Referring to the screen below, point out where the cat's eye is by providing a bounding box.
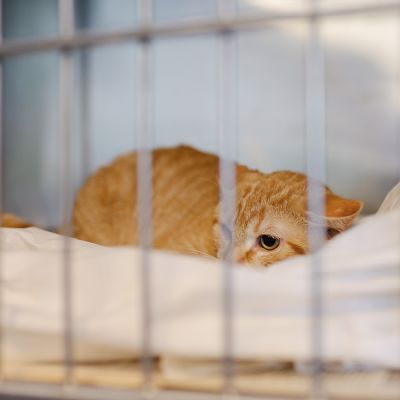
[258,234,280,251]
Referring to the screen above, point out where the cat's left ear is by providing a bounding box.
[324,194,363,231]
[307,193,363,233]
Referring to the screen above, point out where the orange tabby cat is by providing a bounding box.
[72,145,363,266]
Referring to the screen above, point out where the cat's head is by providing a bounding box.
[214,170,363,267]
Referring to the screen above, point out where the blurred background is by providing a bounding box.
[3,0,400,227]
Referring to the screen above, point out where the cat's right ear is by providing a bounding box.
[324,194,363,231]
[307,194,363,233]
[306,192,363,231]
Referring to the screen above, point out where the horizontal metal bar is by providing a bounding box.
[0,381,285,400]
[0,1,400,58]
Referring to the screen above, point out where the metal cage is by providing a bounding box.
[0,1,399,399]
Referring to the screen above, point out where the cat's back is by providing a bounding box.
[73,145,220,248]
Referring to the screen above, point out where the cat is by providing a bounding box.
[70,145,363,267]
[1,145,363,267]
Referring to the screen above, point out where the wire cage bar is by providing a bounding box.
[217,0,237,394]
[59,0,76,387]
[136,0,155,393]
[1,1,400,59]
[0,1,399,400]
[0,0,3,383]
[305,0,327,398]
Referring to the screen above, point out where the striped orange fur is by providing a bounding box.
[73,145,363,267]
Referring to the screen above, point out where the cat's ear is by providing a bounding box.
[324,194,363,231]
[307,193,363,233]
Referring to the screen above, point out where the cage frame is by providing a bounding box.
[0,1,399,399]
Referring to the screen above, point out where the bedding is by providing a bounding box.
[378,182,400,214]
[0,188,399,398]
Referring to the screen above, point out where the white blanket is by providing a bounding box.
[1,208,399,369]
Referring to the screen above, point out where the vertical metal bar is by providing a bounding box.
[0,0,4,383]
[59,0,75,387]
[305,0,326,398]
[398,9,400,398]
[77,1,91,182]
[137,0,154,392]
[79,50,91,180]
[218,0,237,395]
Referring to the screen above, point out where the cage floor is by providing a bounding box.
[0,359,399,400]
